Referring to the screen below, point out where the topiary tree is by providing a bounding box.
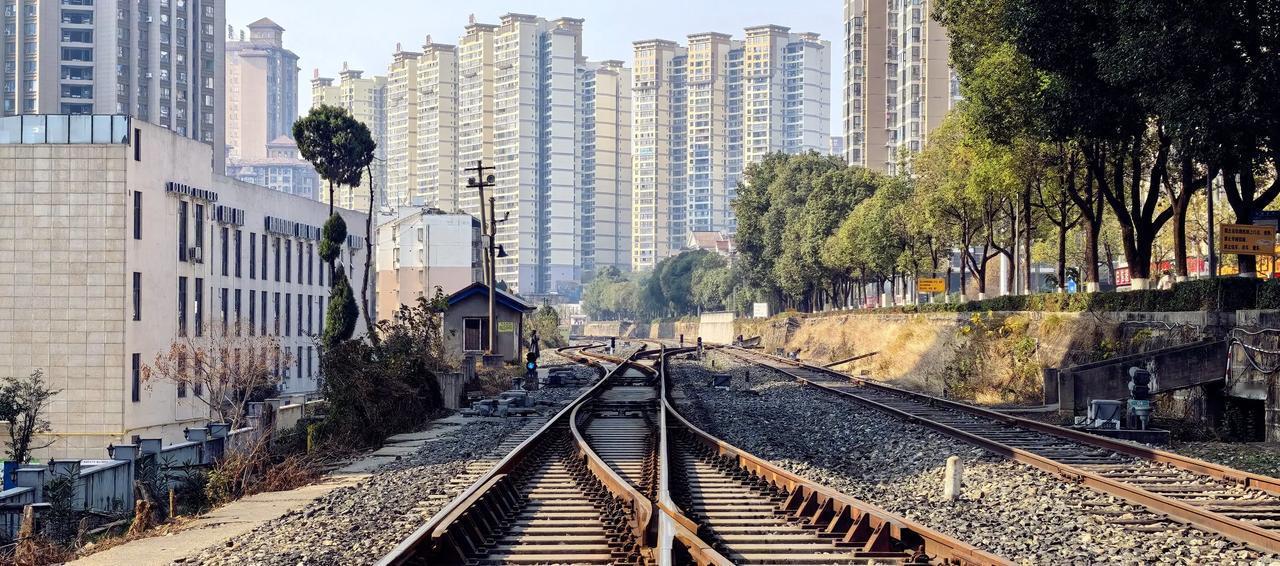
[323,269,360,347]
[318,214,347,265]
[293,105,376,217]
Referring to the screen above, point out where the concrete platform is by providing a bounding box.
[69,414,469,566]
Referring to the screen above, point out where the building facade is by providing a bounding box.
[631,26,829,270]
[415,39,458,212]
[843,0,957,173]
[580,60,632,278]
[225,135,319,199]
[385,46,419,209]
[374,207,481,322]
[310,64,387,211]
[0,116,369,458]
[0,0,226,172]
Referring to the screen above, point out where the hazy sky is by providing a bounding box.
[228,0,845,128]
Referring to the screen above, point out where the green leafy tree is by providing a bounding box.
[323,270,360,347]
[0,370,59,464]
[293,105,376,216]
[526,305,566,349]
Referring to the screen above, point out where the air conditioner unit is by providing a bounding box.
[145,72,153,79]
[145,16,153,23]
[188,247,202,263]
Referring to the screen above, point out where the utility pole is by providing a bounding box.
[466,161,497,356]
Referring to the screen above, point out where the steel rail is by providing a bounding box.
[662,347,1008,566]
[722,345,1280,555]
[376,344,650,565]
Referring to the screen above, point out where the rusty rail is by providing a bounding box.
[722,346,1280,555]
[661,347,1008,565]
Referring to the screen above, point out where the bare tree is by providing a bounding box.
[0,370,60,464]
[143,322,293,428]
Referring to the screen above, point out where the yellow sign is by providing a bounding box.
[497,321,515,333]
[918,278,946,293]
[1221,223,1277,255]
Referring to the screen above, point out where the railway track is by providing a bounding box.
[717,345,1280,555]
[379,341,1007,565]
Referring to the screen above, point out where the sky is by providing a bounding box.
[228,0,845,132]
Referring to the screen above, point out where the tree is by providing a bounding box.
[143,323,289,428]
[527,304,566,349]
[735,152,877,311]
[293,105,376,217]
[0,370,59,464]
[1035,145,1084,292]
[323,270,360,347]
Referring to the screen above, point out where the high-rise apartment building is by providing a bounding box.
[844,0,956,174]
[416,39,457,211]
[0,0,226,171]
[385,46,419,208]
[580,60,632,276]
[631,27,829,271]
[386,14,631,296]
[224,17,316,199]
[310,64,387,211]
[225,18,296,163]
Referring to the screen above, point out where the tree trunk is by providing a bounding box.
[1023,187,1034,293]
[1057,223,1068,292]
[361,165,378,345]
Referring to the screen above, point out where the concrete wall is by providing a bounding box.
[699,312,736,344]
[1055,340,1228,416]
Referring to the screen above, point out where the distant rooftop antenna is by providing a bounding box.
[469,13,476,25]
[227,24,234,39]
[425,34,432,46]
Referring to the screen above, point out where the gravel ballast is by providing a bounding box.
[188,359,600,566]
[671,354,1279,566]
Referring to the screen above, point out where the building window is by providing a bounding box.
[307,244,313,285]
[234,289,242,336]
[193,203,204,258]
[249,232,257,279]
[307,295,313,336]
[234,229,243,277]
[249,289,256,336]
[285,239,292,283]
[462,318,489,352]
[296,293,302,337]
[132,272,142,321]
[194,278,203,336]
[306,346,313,379]
[296,346,303,381]
[131,353,141,403]
[319,296,326,333]
[261,235,268,280]
[284,293,291,336]
[273,292,280,335]
[220,226,228,276]
[296,241,303,283]
[177,276,188,336]
[177,201,188,261]
[220,288,229,335]
[134,128,142,161]
[133,192,142,240]
[273,237,280,281]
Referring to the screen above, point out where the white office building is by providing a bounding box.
[0,116,369,458]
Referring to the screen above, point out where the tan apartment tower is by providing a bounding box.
[416,39,459,211]
[310,64,387,211]
[844,0,956,173]
[386,46,421,208]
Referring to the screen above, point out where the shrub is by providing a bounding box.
[322,270,359,346]
[318,213,347,264]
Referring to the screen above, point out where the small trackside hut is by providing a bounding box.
[443,282,536,364]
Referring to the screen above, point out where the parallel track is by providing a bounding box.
[380,342,1008,565]
[718,346,1280,555]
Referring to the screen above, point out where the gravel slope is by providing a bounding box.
[672,354,1279,566]
[187,361,599,566]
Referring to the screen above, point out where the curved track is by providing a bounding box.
[717,345,1280,555]
[379,342,1007,565]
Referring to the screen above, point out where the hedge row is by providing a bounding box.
[864,278,1280,314]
